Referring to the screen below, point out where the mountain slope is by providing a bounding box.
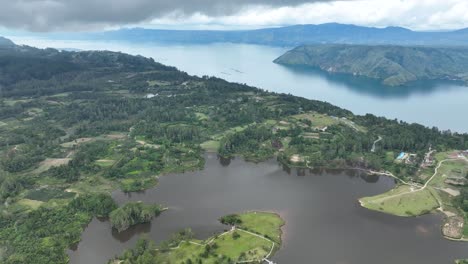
[0,36,15,47]
[0,37,172,89]
[77,23,468,46]
[274,44,468,86]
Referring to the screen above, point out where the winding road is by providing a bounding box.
[363,157,465,207]
[371,136,382,153]
[162,227,277,264]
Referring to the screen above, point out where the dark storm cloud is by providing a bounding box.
[0,0,339,31]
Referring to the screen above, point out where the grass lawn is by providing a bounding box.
[95,159,115,167]
[238,212,284,244]
[385,151,395,162]
[360,185,439,217]
[68,176,116,194]
[147,80,170,86]
[60,137,94,148]
[200,140,220,152]
[25,187,76,202]
[430,160,467,188]
[33,158,71,174]
[263,119,277,125]
[159,233,271,263]
[153,211,283,263]
[119,177,158,192]
[215,231,271,261]
[292,112,339,127]
[17,199,44,210]
[195,112,208,121]
[463,213,468,237]
[211,125,250,141]
[157,242,204,263]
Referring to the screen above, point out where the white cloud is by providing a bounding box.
[147,0,468,31]
[0,0,467,31]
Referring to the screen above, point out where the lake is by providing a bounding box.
[9,37,468,133]
[68,154,468,264]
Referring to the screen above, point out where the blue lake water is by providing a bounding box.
[10,37,468,132]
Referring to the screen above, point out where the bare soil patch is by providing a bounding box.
[443,216,464,239]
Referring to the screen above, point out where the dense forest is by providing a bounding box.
[274,44,468,86]
[110,202,163,232]
[0,38,467,263]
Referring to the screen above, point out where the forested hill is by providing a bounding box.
[274,44,468,86]
[0,39,175,94]
[70,23,468,46]
[0,37,467,264]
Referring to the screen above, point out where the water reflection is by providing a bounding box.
[217,155,233,167]
[360,174,380,183]
[111,222,152,243]
[279,65,466,99]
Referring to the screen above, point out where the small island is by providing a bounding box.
[274,44,468,86]
[110,211,284,263]
[110,202,164,232]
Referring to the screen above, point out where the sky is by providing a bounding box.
[0,0,468,32]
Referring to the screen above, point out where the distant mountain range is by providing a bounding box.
[0,36,15,47]
[79,23,468,46]
[274,44,468,86]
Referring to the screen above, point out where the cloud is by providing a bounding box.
[1,0,467,32]
[0,0,337,32]
[149,0,468,31]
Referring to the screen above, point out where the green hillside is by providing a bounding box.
[274,44,468,86]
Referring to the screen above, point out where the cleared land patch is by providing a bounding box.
[35,158,71,173]
[60,137,94,148]
[17,199,44,210]
[200,140,220,152]
[360,185,439,216]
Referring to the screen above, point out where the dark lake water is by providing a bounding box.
[68,154,468,264]
[9,38,468,132]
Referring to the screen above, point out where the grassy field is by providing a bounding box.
[292,112,339,127]
[360,185,440,216]
[238,211,285,244]
[157,232,271,263]
[95,159,115,167]
[25,187,76,202]
[361,151,468,218]
[200,124,253,152]
[151,211,283,263]
[215,231,272,261]
[200,140,220,152]
[292,112,366,132]
[17,199,44,210]
[33,158,71,173]
[68,175,116,194]
[60,137,94,148]
[119,177,158,192]
[431,159,467,187]
[195,112,208,121]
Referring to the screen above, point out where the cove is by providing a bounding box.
[68,154,468,264]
